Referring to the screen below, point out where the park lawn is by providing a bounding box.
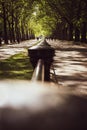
[0,52,33,80]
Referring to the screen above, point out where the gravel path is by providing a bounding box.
[0,39,37,60]
[47,40,87,93]
[0,40,87,129]
[0,39,87,93]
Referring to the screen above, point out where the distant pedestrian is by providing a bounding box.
[37,37,39,40]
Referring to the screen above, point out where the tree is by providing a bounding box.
[80,0,87,42]
[0,0,8,44]
[0,0,35,44]
[0,0,86,44]
[29,1,57,37]
[38,0,87,42]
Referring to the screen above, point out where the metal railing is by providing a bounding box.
[28,39,55,81]
[31,59,44,81]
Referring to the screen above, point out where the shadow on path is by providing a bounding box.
[48,40,87,90]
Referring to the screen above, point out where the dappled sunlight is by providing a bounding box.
[0,48,25,60]
[0,53,33,79]
[53,50,87,76]
[0,40,37,60]
[50,40,87,88]
[54,62,87,76]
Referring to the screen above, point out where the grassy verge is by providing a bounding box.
[0,52,33,80]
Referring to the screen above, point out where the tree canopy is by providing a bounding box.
[0,0,87,44]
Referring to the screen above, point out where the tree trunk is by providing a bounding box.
[26,30,29,40]
[62,27,68,40]
[12,11,15,43]
[0,38,2,45]
[81,22,86,42]
[75,27,80,42]
[15,17,20,43]
[68,23,73,41]
[2,2,8,44]
[21,24,25,41]
[17,28,21,43]
[8,21,12,43]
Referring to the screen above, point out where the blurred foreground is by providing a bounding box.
[0,80,87,130]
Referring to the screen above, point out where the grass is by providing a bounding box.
[0,52,33,80]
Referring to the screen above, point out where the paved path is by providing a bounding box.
[0,39,37,60]
[0,40,87,130]
[48,40,87,93]
[0,39,87,93]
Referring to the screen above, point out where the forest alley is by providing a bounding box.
[0,39,87,94]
